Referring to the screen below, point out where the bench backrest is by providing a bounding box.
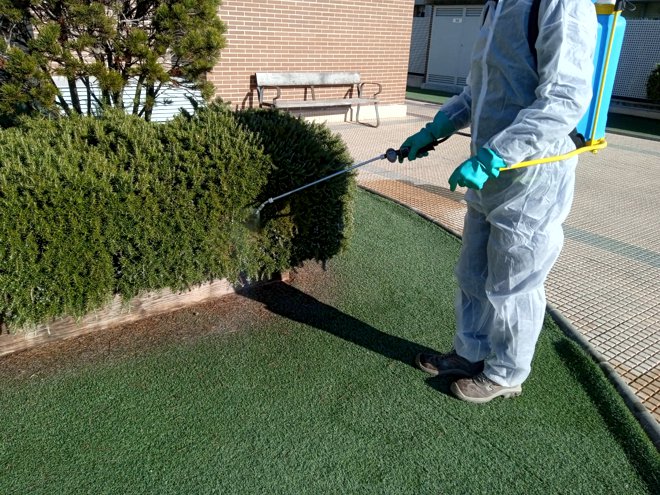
[256,72,361,87]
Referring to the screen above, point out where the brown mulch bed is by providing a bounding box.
[1,261,332,382]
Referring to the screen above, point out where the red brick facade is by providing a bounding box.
[209,0,414,114]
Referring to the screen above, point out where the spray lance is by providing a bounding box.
[246,139,447,230]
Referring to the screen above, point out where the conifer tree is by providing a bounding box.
[0,0,225,123]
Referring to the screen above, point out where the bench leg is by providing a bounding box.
[356,102,380,128]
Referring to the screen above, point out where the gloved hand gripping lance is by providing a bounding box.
[246,141,441,231]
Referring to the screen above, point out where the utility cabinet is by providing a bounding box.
[422,6,483,94]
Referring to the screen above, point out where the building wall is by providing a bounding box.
[209,0,414,117]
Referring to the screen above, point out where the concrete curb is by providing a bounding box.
[359,185,464,240]
[546,304,660,452]
[605,128,660,143]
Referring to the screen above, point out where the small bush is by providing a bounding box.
[648,64,660,103]
[0,105,355,330]
[235,108,356,266]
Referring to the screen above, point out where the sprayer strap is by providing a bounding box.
[487,0,540,63]
[528,0,542,67]
[569,128,586,149]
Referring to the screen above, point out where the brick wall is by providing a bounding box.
[209,0,414,112]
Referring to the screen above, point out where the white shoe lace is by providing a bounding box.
[474,373,494,391]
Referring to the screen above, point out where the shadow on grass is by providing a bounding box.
[238,281,442,371]
[422,375,456,397]
[554,339,660,493]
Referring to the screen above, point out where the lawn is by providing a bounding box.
[1,190,658,494]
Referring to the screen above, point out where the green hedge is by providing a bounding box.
[0,104,355,330]
[234,109,356,266]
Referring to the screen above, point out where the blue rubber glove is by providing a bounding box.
[448,148,504,192]
[399,111,455,163]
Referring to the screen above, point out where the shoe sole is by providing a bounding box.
[450,382,522,404]
[415,354,478,378]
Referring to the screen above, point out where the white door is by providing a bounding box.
[424,6,483,93]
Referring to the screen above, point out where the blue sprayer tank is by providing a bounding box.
[576,1,626,143]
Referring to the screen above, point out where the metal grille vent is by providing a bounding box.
[52,76,201,122]
[436,8,463,17]
[409,17,432,75]
[465,8,483,17]
[612,19,660,100]
[428,74,455,85]
[456,77,468,86]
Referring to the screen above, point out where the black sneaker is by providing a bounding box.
[415,350,484,378]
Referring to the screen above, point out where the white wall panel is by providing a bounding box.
[423,6,482,93]
[613,19,660,100]
[53,77,203,122]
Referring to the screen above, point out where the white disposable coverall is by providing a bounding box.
[438,0,597,386]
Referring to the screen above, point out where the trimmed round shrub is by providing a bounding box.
[0,105,356,330]
[647,64,660,103]
[0,116,121,326]
[234,108,356,266]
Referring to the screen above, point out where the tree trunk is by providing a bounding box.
[132,75,145,116]
[67,77,82,114]
[143,83,156,122]
[49,75,71,115]
[84,76,92,115]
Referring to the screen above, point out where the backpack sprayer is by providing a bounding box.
[504,0,627,170]
[426,0,626,171]
[247,0,626,229]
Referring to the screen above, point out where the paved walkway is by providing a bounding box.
[327,100,660,422]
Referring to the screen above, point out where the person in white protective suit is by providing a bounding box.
[399,0,598,403]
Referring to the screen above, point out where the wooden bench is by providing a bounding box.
[255,72,382,127]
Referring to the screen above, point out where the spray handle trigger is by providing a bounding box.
[389,140,440,162]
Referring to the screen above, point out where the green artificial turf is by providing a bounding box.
[1,190,659,494]
[605,112,660,139]
[406,86,453,105]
